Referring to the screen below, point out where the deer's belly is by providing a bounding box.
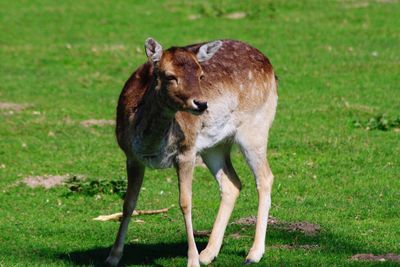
[136,152,175,169]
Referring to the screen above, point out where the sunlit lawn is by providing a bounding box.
[0,1,399,266]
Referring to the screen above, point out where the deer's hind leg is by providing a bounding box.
[236,120,274,264]
[199,144,242,265]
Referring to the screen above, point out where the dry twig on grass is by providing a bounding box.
[93,208,170,221]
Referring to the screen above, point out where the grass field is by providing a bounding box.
[1,0,399,266]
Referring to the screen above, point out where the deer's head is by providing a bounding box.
[145,38,222,115]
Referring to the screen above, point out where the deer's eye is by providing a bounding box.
[165,75,177,82]
[200,74,205,80]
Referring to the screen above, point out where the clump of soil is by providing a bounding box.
[80,119,115,127]
[22,174,84,189]
[287,222,321,235]
[0,102,31,112]
[231,215,257,225]
[351,253,400,262]
[232,216,321,236]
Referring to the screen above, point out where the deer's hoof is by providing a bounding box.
[244,259,255,265]
[199,248,217,265]
[187,258,200,267]
[244,247,264,265]
[105,255,120,267]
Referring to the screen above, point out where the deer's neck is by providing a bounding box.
[132,82,181,165]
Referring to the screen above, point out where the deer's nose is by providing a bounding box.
[193,100,208,112]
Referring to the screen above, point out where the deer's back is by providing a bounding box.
[188,40,276,108]
[188,40,278,151]
[116,62,153,152]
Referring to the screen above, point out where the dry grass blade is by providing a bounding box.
[93,212,123,221]
[80,119,115,127]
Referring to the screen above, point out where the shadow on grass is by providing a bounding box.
[57,225,377,266]
[58,241,207,267]
[228,223,373,261]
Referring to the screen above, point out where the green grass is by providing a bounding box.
[1,0,399,266]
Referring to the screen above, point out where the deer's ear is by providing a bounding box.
[197,40,222,62]
[145,38,163,63]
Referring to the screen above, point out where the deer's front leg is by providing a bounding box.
[176,154,200,267]
[106,159,144,266]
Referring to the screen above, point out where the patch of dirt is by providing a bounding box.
[224,12,247,19]
[268,217,280,225]
[343,2,369,8]
[287,222,321,235]
[231,216,280,226]
[342,0,397,9]
[232,215,257,225]
[232,216,320,236]
[343,101,375,113]
[22,174,84,189]
[351,253,400,262]
[80,119,115,127]
[187,14,200,20]
[229,232,242,239]
[0,102,31,112]
[273,244,319,250]
[376,0,397,3]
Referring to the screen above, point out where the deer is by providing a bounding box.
[105,38,278,267]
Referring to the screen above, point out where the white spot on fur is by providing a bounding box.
[248,71,253,80]
[215,169,224,184]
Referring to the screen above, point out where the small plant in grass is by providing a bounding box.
[64,176,127,198]
[353,114,400,131]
